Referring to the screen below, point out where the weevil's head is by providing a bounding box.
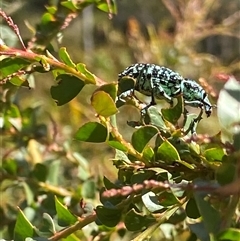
[182,79,213,117]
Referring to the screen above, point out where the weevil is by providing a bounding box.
[117,63,214,132]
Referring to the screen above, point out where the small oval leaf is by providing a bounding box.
[75,122,108,143]
[14,208,34,241]
[157,139,180,164]
[96,206,122,227]
[124,209,154,231]
[58,47,76,68]
[131,126,158,153]
[91,91,118,117]
[76,63,95,83]
[55,196,78,226]
[50,74,85,105]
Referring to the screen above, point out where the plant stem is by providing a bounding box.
[48,213,97,241]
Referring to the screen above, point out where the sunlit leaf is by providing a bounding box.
[55,196,78,226]
[147,106,168,130]
[58,47,76,68]
[14,208,34,241]
[76,63,95,84]
[204,148,225,162]
[61,1,79,11]
[157,139,180,164]
[107,133,128,152]
[96,1,117,14]
[217,228,240,240]
[96,83,118,102]
[91,91,118,117]
[131,126,158,153]
[142,191,164,212]
[157,139,194,169]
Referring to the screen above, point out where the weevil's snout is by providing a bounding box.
[205,107,212,117]
[204,101,213,117]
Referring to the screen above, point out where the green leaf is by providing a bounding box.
[161,96,183,124]
[142,146,155,163]
[131,170,156,184]
[31,163,48,182]
[91,91,118,117]
[41,213,56,235]
[157,139,180,164]
[14,208,34,241]
[147,106,168,130]
[55,196,78,226]
[204,148,225,162]
[47,160,61,185]
[45,6,57,14]
[124,209,154,231]
[75,122,108,142]
[216,162,236,185]
[107,133,128,151]
[157,191,180,207]
[76,63,95,84]
[41,12,55,24]
[58,47,76,68]
[186,198,200,219]
[194,189,221,235]
[96,1,117,14]
[103,176,118,190]
[114,149,131,163]
[50,74,85,105]
[157,139,194,169]
[0,58,30,77]
[21,182,34,206]
[96,206,122,227]
[81,179,95,199]
[131,126,158,153]
[1,58,30,86]
[61,1,79,11]
[2,159,17,175]
[218,228,240,240]
[96,83,118,102]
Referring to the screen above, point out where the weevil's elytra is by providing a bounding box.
[118,63,213,118]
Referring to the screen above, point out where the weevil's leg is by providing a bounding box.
[153,84,174,106]
[117,89,136,103]
[183,107,204,135]
[184,100,203,108]
[182,108,189,128]
[139,77,157,116]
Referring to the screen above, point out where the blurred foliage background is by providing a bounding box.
[0,0,240,240]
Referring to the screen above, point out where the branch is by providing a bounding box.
[0,44,105,86]
[0,8,27,50]
[49,213,97,241]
